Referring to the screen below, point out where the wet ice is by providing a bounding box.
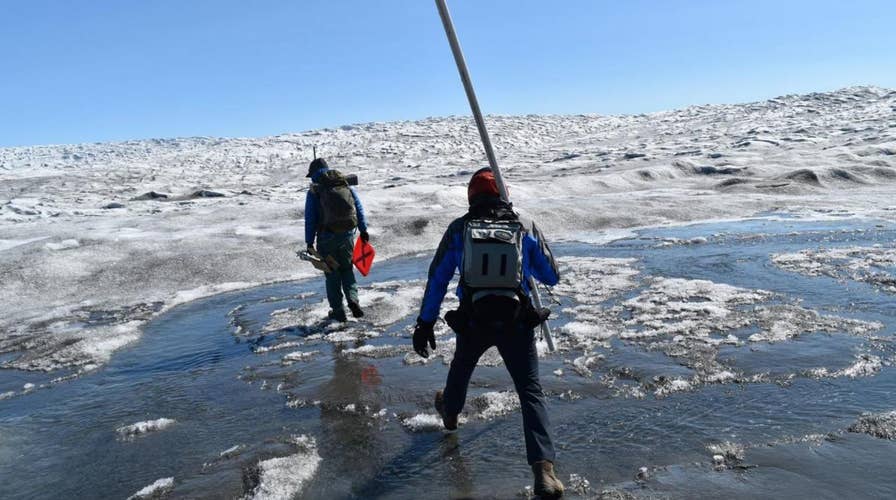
[773,244,896,293]
[3,86,895,375]
[243,435,321,500]
[2,88,896,497]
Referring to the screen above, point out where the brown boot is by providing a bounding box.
[532,460,564,499]
[434,390,458,431]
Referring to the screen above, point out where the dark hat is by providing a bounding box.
[306,158,329,178]
[467,167,501,204]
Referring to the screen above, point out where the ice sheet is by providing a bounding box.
[2,86,894,374]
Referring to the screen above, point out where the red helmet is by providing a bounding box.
[467,167,501,203]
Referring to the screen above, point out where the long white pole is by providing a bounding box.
[435,0,556,351]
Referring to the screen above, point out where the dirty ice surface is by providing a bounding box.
[1,218,895,499]
[2,86,896,379]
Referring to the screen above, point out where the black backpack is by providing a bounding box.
[314,170,358,232]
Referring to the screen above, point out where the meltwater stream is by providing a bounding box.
[1,218,895,499]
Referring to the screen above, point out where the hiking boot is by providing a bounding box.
[434,390,458,431]
[347,300,364,318]
[532,460,564,499]
[327,309,347,322]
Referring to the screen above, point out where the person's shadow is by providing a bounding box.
[315,344,387,495]
[440,432,475,499]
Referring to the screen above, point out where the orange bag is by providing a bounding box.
[352,236,375,276]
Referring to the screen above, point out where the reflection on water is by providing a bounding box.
[1,218,894,499]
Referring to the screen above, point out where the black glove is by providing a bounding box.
[413,317,436,358]
[360,230,370,243]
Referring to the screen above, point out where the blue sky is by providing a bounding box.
[2,0,894,147]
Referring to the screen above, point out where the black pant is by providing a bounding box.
[442,325,556,465]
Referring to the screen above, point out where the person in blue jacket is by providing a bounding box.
[305,158,369,322]
[413,167,564,498]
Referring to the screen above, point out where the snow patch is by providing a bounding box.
[127,477,174,499]
[45,239,80,251]
[401,413,445,432]
[244,435,321,500]
[623,278,770,340]
[255,341,303,354]
[469,391,520,420]
[341,344,409,358]
[552,257,640,349]
[5,320,144,373]
[654,378,693,397]
[169,282,258,309]
[117,418,176,439]
[773,245,896,293]
[220,444,246,458]
[0,236,49,252]
[281,350,319,364]
[808,354,882,379]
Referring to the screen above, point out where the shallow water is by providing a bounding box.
[1,218,895,499]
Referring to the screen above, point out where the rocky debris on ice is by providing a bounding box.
[131,191,169,201]
[567,473,592,495]
[191,190,225,198]
[597,375,647,399]
[567,354,604,377]
[848,410,896,440]
[653,377,694,397]
[469,391,520,420]
[707,441,746,470]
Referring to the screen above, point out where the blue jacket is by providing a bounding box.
[419,201,560,323]
[305,167,368,246]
